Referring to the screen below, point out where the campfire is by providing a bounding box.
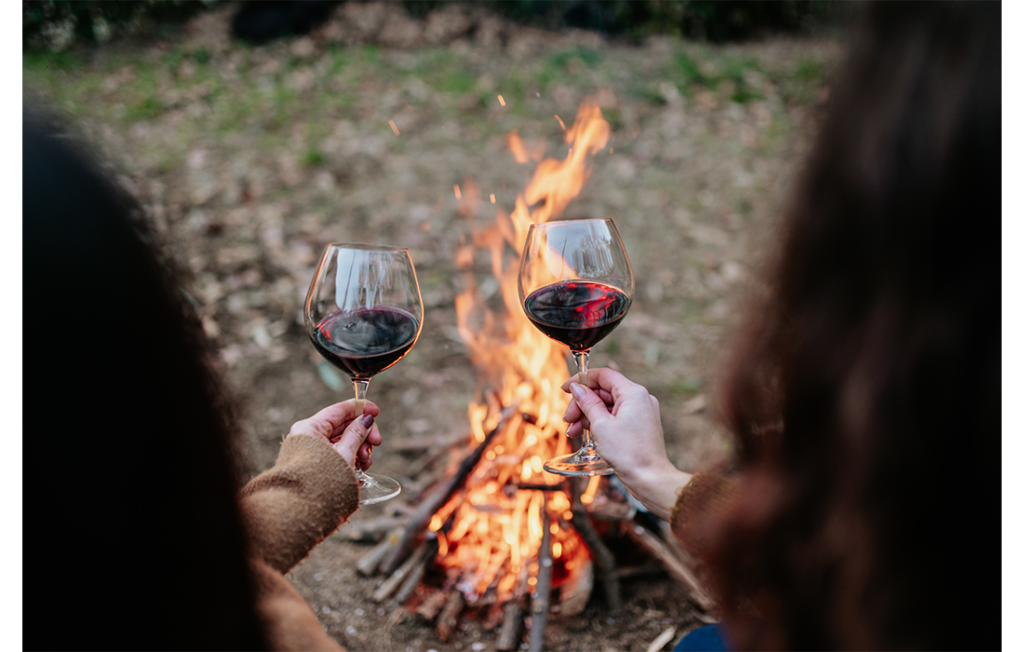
[351,98,712,650]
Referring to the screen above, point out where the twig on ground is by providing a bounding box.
[622,519,714,611]
[528,497,552,652]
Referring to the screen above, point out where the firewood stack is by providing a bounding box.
[345,402,715,650]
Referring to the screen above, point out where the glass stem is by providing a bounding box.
[352,378,371,482]
[572,350,597,456]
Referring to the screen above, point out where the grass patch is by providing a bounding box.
[549,45,603,70]
[127,96,163,121]
[673,51,715,91]
[603,108,625,130]
[668,378,702,397]
[438,68,475,95]
[302,147,324,167]
[671,51,765,103]
[23,49,82,74]
[781,56,826,105]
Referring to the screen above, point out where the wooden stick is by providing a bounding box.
[615,563,669,581]
[498,565,530,651]
[622,520,715,611]
[497,600,524,650]
[395,537,439,604]
[372,541,430,603]
[570,477,622,613]
[334,516,409,543]
[415,588,448,622]
[528,498,553,652]
[436,590,465,643]
[356,526,405,576]
[380,402,519,574]
[403,434,481,495]
[389,431,469,452]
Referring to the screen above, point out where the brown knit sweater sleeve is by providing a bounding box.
[669,471,739,561]
[239,435,360,574]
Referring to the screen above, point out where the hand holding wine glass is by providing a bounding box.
[286,399,383,469]
[518,218,634,476]
[305,243,424,504]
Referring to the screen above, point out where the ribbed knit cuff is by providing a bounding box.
[669,471,739,561]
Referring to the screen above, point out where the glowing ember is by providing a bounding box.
[440,97,611,602]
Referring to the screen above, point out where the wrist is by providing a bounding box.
[619,463,692,521]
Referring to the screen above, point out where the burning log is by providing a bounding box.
[570,477,622,613]
[558,554,594,617]
[622,520,715,611]
[381,403,519,575]
[527,499,553,652]
[436,590,466,643]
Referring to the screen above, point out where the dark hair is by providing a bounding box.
[711,2,1000,649]
[23,111,270,650]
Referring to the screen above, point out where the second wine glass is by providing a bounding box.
[305,243,424,504]
[518,218,634,476]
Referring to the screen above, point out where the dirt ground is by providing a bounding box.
[24,5,839,650]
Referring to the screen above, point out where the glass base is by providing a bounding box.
[357,472,401,505]
[543,450,615,477]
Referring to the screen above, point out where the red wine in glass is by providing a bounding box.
[523,281,629,352]
[305,243,424,505]
[312,306,420,379]
[518,218,634,477]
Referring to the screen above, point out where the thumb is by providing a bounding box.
[332,413,375,466]
[569,382,612,429]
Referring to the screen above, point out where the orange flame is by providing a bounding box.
[440,98,611,603]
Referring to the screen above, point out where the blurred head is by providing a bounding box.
[23,110,269,650]
[711,2,999,649]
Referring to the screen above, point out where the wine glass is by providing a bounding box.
[305,243,424,504]
[518,219,634,476]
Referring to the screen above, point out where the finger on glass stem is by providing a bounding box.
[366,424,383,447]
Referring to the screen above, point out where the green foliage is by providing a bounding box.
[459,1,840,42]
[24,0,840,58]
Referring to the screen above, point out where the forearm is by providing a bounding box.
[239,435,360,573]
